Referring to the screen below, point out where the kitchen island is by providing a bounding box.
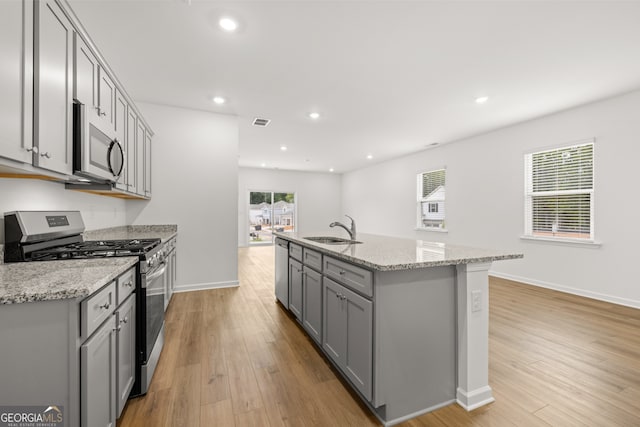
[274,231,522,426]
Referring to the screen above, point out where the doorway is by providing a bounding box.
[248,191,296,245]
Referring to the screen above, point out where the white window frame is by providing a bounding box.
[416,168,447,232]
[523,140,596,245]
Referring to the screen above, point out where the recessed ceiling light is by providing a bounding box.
[280,146,288,151]
[219,17,238,32]
[212,96,226,105]
[260,162,266,167]
[366,154,373,160]
[475,96,489,104]
[329,168,334,172]
[309,112,320,120]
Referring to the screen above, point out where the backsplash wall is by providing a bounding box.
[0,178,127,245]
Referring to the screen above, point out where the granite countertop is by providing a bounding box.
[0,257,138,304]
[83,224,177,243]
[274,231,523,271]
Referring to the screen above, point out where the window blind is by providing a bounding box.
[525,142,594,240]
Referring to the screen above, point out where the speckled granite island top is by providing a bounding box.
[274,231,523,271]
[0,257,138,304]
[83,224,177,242]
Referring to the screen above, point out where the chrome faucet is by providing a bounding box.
[330,215,356,240]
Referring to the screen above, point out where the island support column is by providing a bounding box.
[455,262,494,410]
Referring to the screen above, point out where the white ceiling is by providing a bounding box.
[68,0,640,174]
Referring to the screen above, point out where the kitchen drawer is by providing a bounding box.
[81,281,117,338]
[324,256,373,298]
[289,243,303,261]
[302,247,322,271]
[116,267,136,306]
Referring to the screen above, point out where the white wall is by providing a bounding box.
[343,90,640,308]
[129,103,239,290]
[0,178,127,243]
[238,168,342,247]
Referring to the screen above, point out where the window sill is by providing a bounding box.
[520,235,602,248]
[416,227,448,233]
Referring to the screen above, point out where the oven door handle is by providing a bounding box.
[145,263,167,283]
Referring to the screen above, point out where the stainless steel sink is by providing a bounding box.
[304,236,362,245]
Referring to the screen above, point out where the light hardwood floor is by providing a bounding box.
[117,246,640,426]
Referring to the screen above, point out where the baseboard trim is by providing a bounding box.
[456,386,495,411]
[173,280,239,293]
[490,271,640,309]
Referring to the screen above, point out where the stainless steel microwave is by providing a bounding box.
[72,100,124,183]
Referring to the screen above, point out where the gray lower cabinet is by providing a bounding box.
[288,258,303,321]
[81,267,137,426]
[81,314,117,427]
[116,293,136,417]
[323,276,373,402]
[302,266,322,344]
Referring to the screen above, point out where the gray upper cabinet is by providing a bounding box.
[0,0,34,164]
[136,121,145,196]
[126,107,138,194]
[144,131,152,197]
[114,89,128,191]
[34,0,73,175]
[73,32,98,112]
[323,276,373,402]
[98,68,115,130]
[302,266,322,345]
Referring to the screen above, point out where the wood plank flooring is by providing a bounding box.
[117,246,640,426]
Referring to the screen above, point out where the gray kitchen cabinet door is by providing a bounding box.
[126,108,138,194]
[73,33,98,112]
[98,68,115,130]
[0,0,33,164]
[323,277,372,401]
[288,258,303,322]
[144,131,152,197]
[322,277,347,364]
[302,266,322,345]
[34,0,73,175]
[135,121,145,196]
[114,90,128,191]
[116,293,136,418]
[81,314,117,427]
[342,284,373,401]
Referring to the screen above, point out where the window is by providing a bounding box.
[417,169,446,230]
[524,141,594,241]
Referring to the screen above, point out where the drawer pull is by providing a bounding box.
[113,325,122,332]
[120,316,128,324]
[124,281,134,287]
[339,270,346,275]
[99,302,111,310]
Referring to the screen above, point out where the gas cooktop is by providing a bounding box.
[29,238,162,261]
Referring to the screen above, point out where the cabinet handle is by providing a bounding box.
[120,316,128,324]
[99,302,110,310]
[339,270,346,276]
[40,152,51,159]
[26,146,39,154]
[113,325,122,332]
[124,281,133,287]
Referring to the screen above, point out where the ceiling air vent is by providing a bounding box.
[252,117,271,127]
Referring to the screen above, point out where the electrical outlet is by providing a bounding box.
[472,290,482,312]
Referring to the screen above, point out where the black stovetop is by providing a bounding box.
[29,238,161,261]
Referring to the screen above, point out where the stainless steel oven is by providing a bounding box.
[72,100,124,183]
[135,249,167,395]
